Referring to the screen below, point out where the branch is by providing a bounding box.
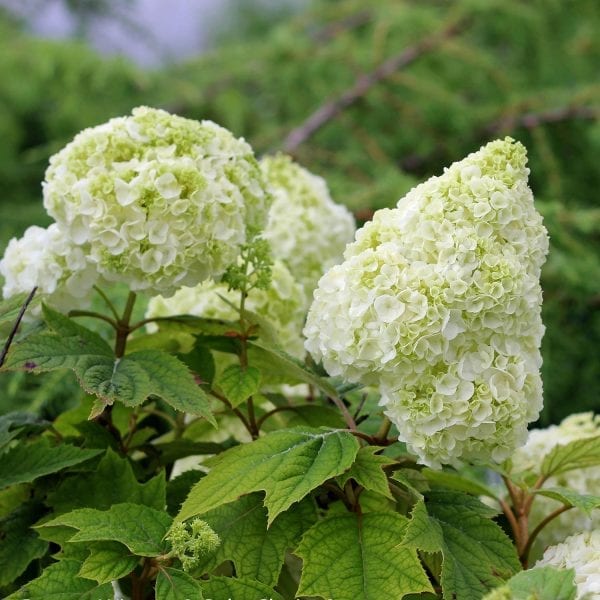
[282,18,466,153]
[0,287,37,368]
[486,105,598,135]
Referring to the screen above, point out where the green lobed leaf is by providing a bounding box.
[3,306,214,423]
[155,567,204,600]
[215,363,261,407]
[260,403,346,429]
[38,502,172,556]
[201,576,284,600]
[177,427,359,525]
[501,565,577,600]
[6,558,114,600]
[337,446,395,499]
[78,541,139,584]
[422,467,498,499]
[0,503,48,587]
[535,486,600,516]
[403,492,520,600]
[47,448,165,513]
[541,435,600,477]
[167,471,205,516]
[192,493,316,586]
[248,339,339,397]
[0,438,102,491]
[295,512,433,600]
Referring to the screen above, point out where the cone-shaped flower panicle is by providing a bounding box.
[260,154,356,299]
[42,106,271,295]
[0,223,99,314]
[304,138,549,468]
[536,531,600,599]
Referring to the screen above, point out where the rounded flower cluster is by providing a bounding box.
[304,138,549,468]
[166,518,220,572]
[260,154,356,297]
[42,106,270,296]
[146,260,307,358]
[511,413,600,549]
[536,531,600,599]
[0,223,98,314]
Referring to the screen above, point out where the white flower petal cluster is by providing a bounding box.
[260,154,355,297]
[536,531,600,599]
[0,223,98,314]
[304,138,549,468]
[146,260,307,358]
[512,413,600,548]
[42,106,270,296]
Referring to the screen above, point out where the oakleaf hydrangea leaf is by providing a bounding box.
[155,567,204,600]
[541,435,600,477]
[6,559,114,600]
[3,306,214,423]
[482,566,577,600]
[337,446,395,499]
[535,487,600,517]
[0,437,101,490]
[177,427,359,525]
[39,502,172,556]
[78,541,139,584]
[201,575,284,600]
[403,492,520,599]
[193,493,316,586]
[215,364,261,407]
[295,512,433,599]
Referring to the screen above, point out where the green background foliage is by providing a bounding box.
[0,1,598,420]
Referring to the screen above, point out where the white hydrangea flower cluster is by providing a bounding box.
[512,413,600,548]
[42,106,270,296]
[0,224,98,314]
[536,531,600,599]
[260,154,356,298]
[304,138,549,468]
[146,260,307,358]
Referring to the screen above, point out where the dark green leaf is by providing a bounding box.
[39,503,172,556]
[0,438,101,491]
[215,363,261,407]
[403,492,520,600]
[167,471,205,516]
[155,567,204,600]
[78,541,139,584]
[177,427,359,525]
[193,493,316,586]
[0,503,48,586]
[295,512,433,599]
[201,576,283,600]
[6,559,113,599]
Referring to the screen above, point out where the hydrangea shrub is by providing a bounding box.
[0,110,597,600]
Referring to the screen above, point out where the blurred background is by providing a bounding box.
[0,0,598,425]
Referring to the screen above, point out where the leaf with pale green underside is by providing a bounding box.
[499,566,577,600]
[0,504,48,586]
[422,467,498,499]
[0,438,101,490]
[78,541,139,584]
[535,486,600,516]
[193,493,316,586]
[201,576,283,600]
[38,502,171,556]
[337,446,394,499]
[403,492,520,600]
[295,512,433,600]
[248,339,338,396]
[177,427,359,525]
[215,363,261,407]
[155,568,204,600]
[47,448,165,513]
[6,559,113,600]
[3,305,215,423]
[541,435,600,477]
